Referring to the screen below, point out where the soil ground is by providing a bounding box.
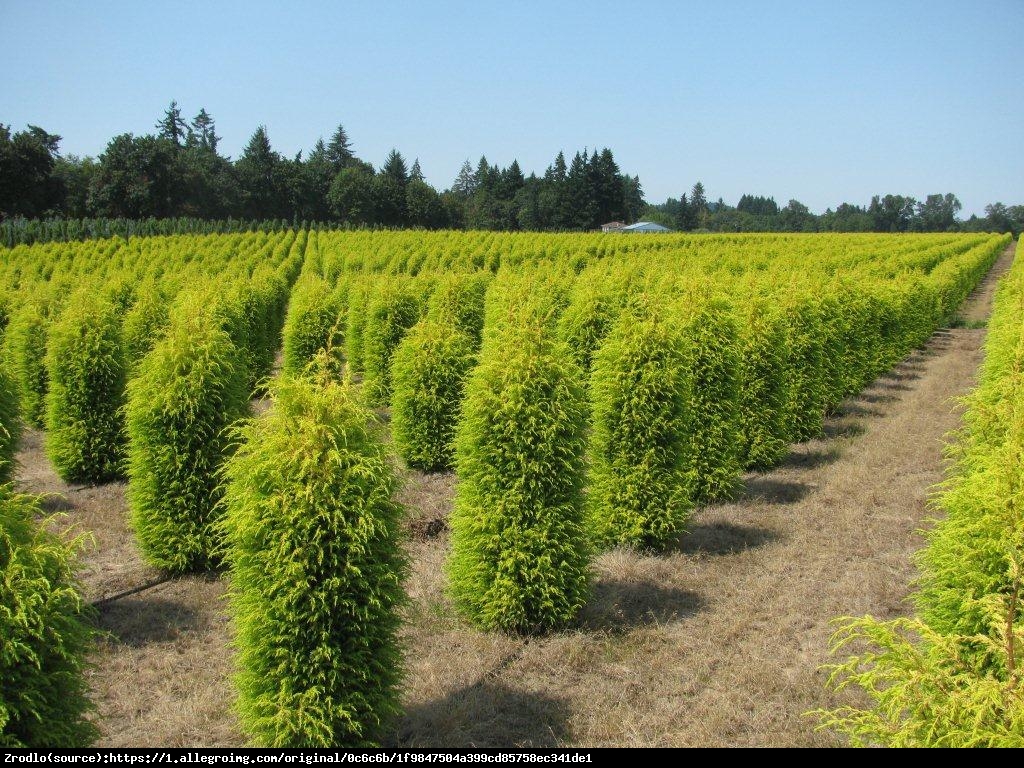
[13,244,1015,747]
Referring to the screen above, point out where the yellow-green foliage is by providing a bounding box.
[282,276,345,378]
[912,279,1024,647]
[737,298,792,470]
[390,318,475,471]
[0,291,10,337]
[784,296,827,441]
[426,272,490,348]
[126,314,249,573]
[222,375,405,747]
[45,295,127,483]
[0,366,20,484]
[557,276,625,374]
[680,295,743,502]
[344,281,369,372]
[4,304,49,428]
[817,244,1023,747]
[447,312,590,633]
[588,303,692,549]
[362,279,423,406]
[0,485,97,747]
[121,287,169,371]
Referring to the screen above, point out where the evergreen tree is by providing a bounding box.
[409,158,423,182]
[623,174,644,223]
[326,124,354,169]
[676,192,695,231]
[690,181,709,228]
[188,108,219,153]
[565,151,597,230]
[236,126,284,219]
[381,149,408,186]
[453,159,476,197]
[155,101,187,147]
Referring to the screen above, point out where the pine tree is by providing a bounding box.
[156,101,187,146]
[381,149,408,186]
[409,158,423,182]
[189,108,219,152]
[690,181,709,228]
[453,160,476,197]
[676,192,694,231]
[326,124,354,169]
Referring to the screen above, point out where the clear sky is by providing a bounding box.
[2,0,1022,216]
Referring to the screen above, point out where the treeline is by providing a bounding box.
[646,183,1023,236]
[4,104,1019,238]
[0,102,644,233]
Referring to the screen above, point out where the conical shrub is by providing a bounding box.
[737,298,792,470]
[783,294,827,441]
[121,287,169,372]
[362,280,422,406]
[588,303,692,549]
[222,373,405,747]
[45,295,127,483]
[282,276,344,378]
[126,313,249,572]
[0,365,21,484]
[447,311,590,633]
[4,304,49,428]
[426,272,490,348]
[0,485,97,747]
[390,318,475,471]
[680,295,742,502]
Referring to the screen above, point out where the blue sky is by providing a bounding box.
[2,0,1022,216]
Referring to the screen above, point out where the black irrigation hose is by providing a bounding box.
[91,576,172,609]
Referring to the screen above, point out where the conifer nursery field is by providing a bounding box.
[0,229,1018,747]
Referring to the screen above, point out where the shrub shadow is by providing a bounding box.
[579,580,705,633]
[822,419,866,439]
[674,522,781,556]
[778,447,841,470]
[98,596,202,647]
[739,477,812,504]
[392,681,571,748]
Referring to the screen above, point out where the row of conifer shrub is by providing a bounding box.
[0,230,1011,747]
[816,241,1023,747]
[0,354,96,747]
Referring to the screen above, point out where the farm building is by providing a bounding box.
[600,221,625,232]
[622,221,673,233]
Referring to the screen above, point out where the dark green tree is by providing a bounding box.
[235,126,285,219]
[381,149,408,186]
[88,134,182,218]
[326,124,354,169]
[328,166,376,224]
[0,124,64,217]
[690,181,709,228]
[155,101,188,146]
[187,108,219,152]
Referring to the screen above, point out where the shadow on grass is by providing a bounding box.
[674,521,781,556]
[822,419,866,440]
[98,595,202,647]
[858,391,900,405]
[579,580,705,633]
[392,681,571,748]
[38,494,75,513]
[739,477,812,504]
[778,446,842,470]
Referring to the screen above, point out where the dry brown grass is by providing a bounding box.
[12,245,1014,747]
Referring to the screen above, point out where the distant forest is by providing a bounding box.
[1,102,1020,236]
